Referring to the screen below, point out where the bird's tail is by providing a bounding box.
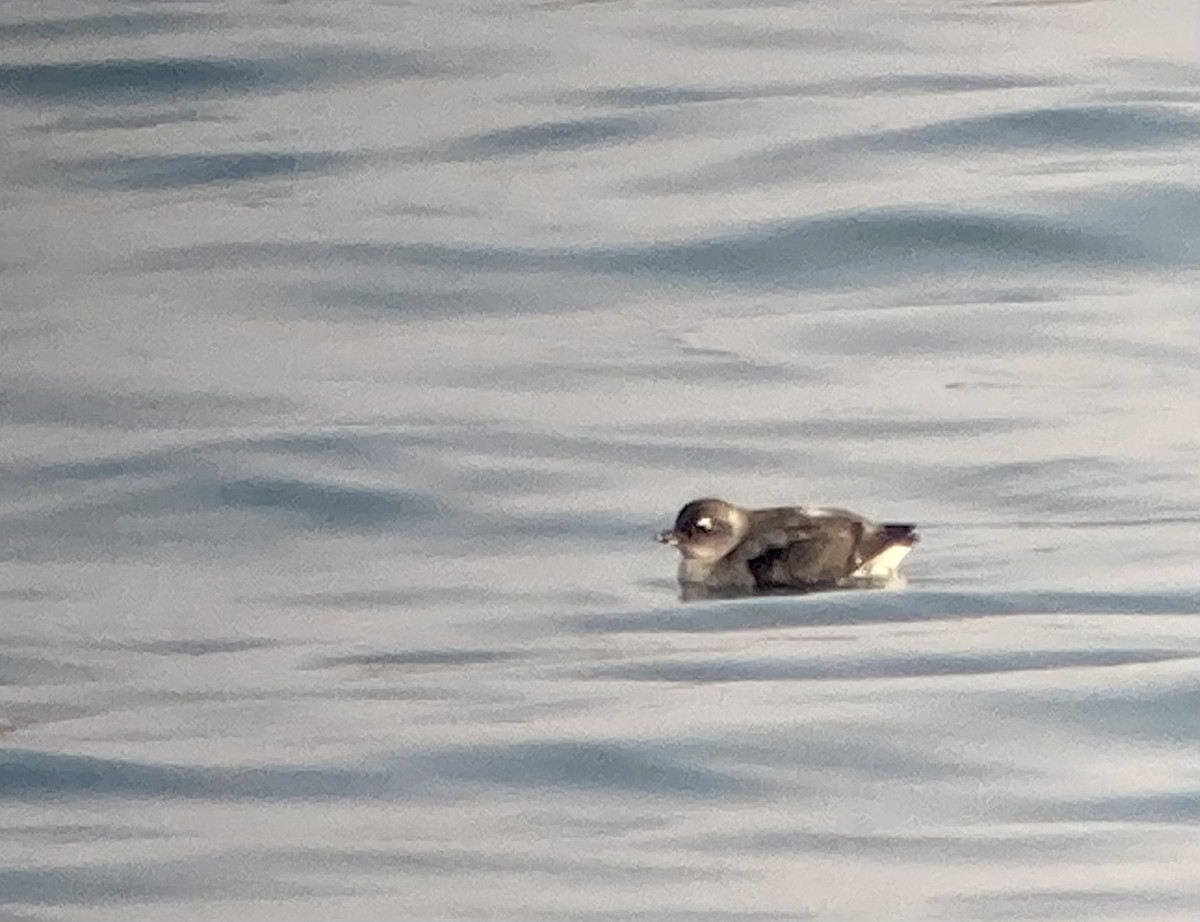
[851,524,919,579]
[880,523,919,546]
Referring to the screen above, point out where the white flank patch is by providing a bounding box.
[851,544,912,578]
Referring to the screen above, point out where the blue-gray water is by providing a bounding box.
[2,0,1199,919]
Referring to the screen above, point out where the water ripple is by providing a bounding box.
[941,887,1200,920]
[313,649,525,669]
[134,204,1158,290]
[579,590,1200,633]
[0,741,759,800]
[52,151,347,190]
[427,116,659,160]
[0,48,497,103]
[589,649,1198,684]
[564,73,1059,109]
[641,105,1200,190]
[216,478,442,527]
[0,11,219,43]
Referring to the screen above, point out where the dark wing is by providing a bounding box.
[731,507,863,590]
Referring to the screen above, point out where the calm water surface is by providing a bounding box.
[1,0,1199,919]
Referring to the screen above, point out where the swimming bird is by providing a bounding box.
[657,498,917,596]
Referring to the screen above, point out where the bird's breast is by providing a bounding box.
[678,557,716,584]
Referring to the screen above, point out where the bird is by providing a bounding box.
[656,497,917,597]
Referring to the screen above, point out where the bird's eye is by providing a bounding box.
[695,516,714,532]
